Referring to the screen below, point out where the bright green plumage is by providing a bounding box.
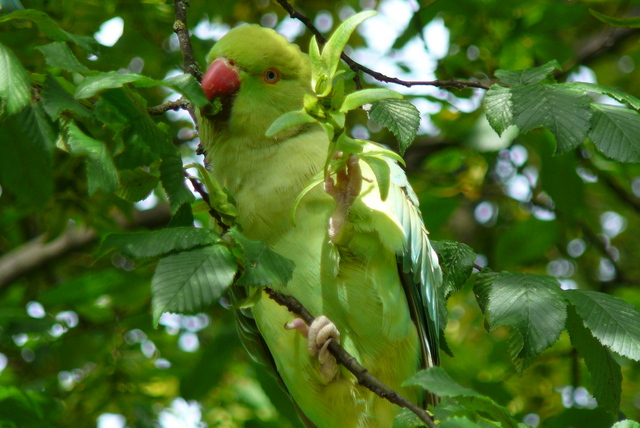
[198,24,442,428]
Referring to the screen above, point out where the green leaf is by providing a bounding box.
[101,226,221,259]
[162,73,209,108]
[369,98,421,155]
[566,305,621,415]
[314,10,377,95]
[405,367,518,428]
[474,271,567,358]
[36,41,90,73]
[65,121,119,195]
[588,103,640,162]
[495,60,561,85]
[565,289,640,361]
[361,154,391,201]
[590,9,640,28]
[229,228,295,288]
[0,42,31,115]
[75,72,155,99]
[440,417,483,428]
[40,75,91,119]
[339,88,402,113]
[511,83,592,152]
[265,110,316,137]
[571,82,640,111]
[0,9,99,53]
[160,152,195,213]
[151,245,238,325]
[483,85,513,135]
[115,168,160,202]
[0,103,54,208]
[431,240,476,297]
[544,408,615,428]
[392,408,423,428]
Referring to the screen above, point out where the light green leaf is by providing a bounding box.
[474,271,567,358]
[0,9,99,53]
[36,41,90,73]
[590,9,640,28]
[115,168,160,202]
[392,408,423,428]
[440,417,483,428]
[511,83,592,152]
[0,42,31,115]
[588,103,640,162]
[612,421,640,428]
[483,85,513,135]
[361,154,391,201]
[229,228,295,288]
[495,60,561,85]
[266,110,316,137]
[160,152,196,213]
[101,226,221,259]
[151,245,238,326]
[369,98,420,155]
[339,88,402,113]
[41,75,91,119]
[65,121,119,194]
[431,240,476,298]
[571,82,640,111]
[565,289,640,361]
[566,305,621,415]
[75,72,155,99]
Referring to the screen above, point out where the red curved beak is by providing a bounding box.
[201,58,240,100]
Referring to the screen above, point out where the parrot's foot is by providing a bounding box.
[325,152,362,244]
[285,315,341,383]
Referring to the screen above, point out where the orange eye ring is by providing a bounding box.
[264,68,280,84]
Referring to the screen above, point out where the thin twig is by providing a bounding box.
[184,171,230,234]
[147,97,191,116]
[264,287,438,428]
[173,0,202,81]
[274,0,490,91]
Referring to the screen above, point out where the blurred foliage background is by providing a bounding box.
[1,0,640,427]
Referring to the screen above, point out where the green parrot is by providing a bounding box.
[197,24,442,428]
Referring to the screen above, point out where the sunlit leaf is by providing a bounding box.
[339,88,402,113]
[431,240,476,297]
[495,60,561,85]
[589,103,640,162]
[483,85,512,135]
[0,42,31,115]
[369,98,420,154]
[265,110,316,137]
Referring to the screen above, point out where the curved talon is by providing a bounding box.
[286,315,341,383]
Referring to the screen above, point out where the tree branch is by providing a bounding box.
[274,0,490,91]
[264,287,438,428]
[173,0,201,81]
[0,205,172,290]
[147,96,191,116]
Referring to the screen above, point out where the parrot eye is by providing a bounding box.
[264,68,280,84]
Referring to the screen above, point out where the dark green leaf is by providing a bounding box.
[160,152,195,213]
[0,103,54,208]
[440,417,483,428]
[40,75,91,119]
[115,168,160,202]
[511,83,592,152]
[369,98,421,154]
[393,408,423,428]
[65,121,119,194]
[566,305,621,415]
[229,228,295,288]
[571,82,640,111]
[483,85,512,135]
[565,289,640,361]
[474,271,567,358]
[101,226,220,259]
[36,41,90,73]
[544,408,615,428]
[0,41,31,115]
[588,103,640,162]
[162,74,208,108]
[495,60,561,85]
[432,240,476,297]
[151,245,238,325]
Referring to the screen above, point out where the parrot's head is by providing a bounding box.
[199,25,312,143]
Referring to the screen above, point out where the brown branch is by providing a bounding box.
[274,0,490,91]
[264,287,438,428]
[147,97,192,116]
[173,0,202,81]
[184,171,230,234]
[0,205,172,289]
